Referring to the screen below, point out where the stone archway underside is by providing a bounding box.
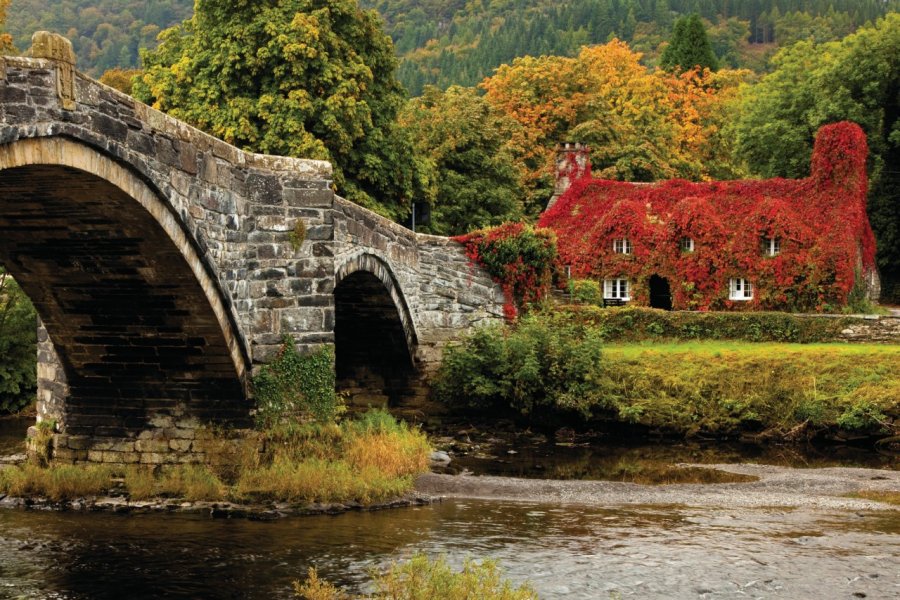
[0,163,249,437]
[334,270,416,407]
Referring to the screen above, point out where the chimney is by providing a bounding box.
[547,142,590,211]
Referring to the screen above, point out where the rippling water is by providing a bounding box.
[1,500,898,599]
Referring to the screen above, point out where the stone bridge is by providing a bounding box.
[0,34,504,463]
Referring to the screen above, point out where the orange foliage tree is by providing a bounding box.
[481,40,750,209]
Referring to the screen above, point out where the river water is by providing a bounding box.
[1,417,898,599]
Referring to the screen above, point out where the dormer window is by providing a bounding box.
[763,237,780,256]
[680,237,695,252]
[613,238,632,254]
[729,278,753,301]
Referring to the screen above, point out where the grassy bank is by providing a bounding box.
[436,315,900,440]
[596,342,900,437]
[0,410,430,504]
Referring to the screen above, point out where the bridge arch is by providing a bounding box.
[0,137,251,435]
[334,253,418,405]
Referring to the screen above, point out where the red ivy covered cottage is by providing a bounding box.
[538,122,880,312]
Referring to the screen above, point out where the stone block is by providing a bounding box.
[135,439,171,453]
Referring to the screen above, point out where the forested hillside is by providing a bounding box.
[4,1,896,89]
[359,0,899,94]
[5,0,191,75]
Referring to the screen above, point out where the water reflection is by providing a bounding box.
[1,500,897,599]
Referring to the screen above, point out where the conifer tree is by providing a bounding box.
[659,13,719,72]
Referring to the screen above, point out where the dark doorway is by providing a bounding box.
[334,271,414,407]
[649,275,673,310]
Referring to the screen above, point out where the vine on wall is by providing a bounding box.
[539,122,877,312]
[454,222,559,319]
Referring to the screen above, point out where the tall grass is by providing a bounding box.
[0,410,431,505]
[295,554,538,600]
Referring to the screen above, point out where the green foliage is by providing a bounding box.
[435,315,605,418]
[252,337,340,428]
[595,342,900,437]
[295,554,537,600]
[554,305,862,343]
[135,0,423,220]
[399,86,526,235]
[5,0,192,75]
[660,14,718,72]
[0,268,37,414]
[567,279,602,305]
[734,14,900,301]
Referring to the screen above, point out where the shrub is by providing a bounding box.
[295,554,537,600]
[435,315,605,418]
[454,222,558,319]
[553,305,861,343]
[568,279,602,305]
[253,337,341,428]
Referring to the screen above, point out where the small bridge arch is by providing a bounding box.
[334,253,419,406]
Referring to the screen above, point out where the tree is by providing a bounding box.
[99,67,142,94]
[0,0,13,54]
[0,267,37,414]
[135,0,423,220]
[399,86,525,235]
[660,14,719,72]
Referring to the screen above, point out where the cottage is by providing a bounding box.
[538,122,880,312]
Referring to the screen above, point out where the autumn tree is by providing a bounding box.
[99,67,142,95]
[135,0,422,219]
[0,0,13,54]
[399,86,525,234]
[481,40,746,207]
[660,14,718,72]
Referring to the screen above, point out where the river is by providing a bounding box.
[1,417,898,599]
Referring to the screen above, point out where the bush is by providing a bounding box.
[554,305,860,343]
[253,337,341,428]
[567,279,602,305]
[434,315,605,418]
[0,268,37,414]
[295,554,537,600]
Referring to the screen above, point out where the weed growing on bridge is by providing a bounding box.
[253,337,341,428]
[295,553,537,600]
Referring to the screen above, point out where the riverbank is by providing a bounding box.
[416,463,900,511]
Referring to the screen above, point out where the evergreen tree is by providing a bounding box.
[660,13,719,72]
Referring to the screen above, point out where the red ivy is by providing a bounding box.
[538,122,877,312]
[454,222,559,320]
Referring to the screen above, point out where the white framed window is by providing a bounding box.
[729,278,753,301]
[763,237,780,256]
[613,238,632,254]
[680,237,695,252]
[603,279,631,300]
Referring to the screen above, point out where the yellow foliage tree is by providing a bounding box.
[481,40,749,205]
[0,0,14,54]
